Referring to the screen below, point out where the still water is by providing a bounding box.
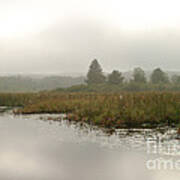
[0,110,179,180]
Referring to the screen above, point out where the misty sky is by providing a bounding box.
[0,0,180,74]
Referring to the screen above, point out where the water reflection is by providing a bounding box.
[0,112,179,179]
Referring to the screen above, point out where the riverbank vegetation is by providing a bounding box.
[0,92,178,129]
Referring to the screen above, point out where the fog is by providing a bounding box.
[0,0,180,74]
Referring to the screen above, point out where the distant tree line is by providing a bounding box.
[81,59,180,92]
[0,76,85,92]
[1,59,180,92]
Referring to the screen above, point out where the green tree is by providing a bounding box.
[108,70,124,85]
[151,68,169,84]
[86,59,106,85]
[132,67,147,83]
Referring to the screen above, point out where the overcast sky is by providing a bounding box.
[0,0,180,74]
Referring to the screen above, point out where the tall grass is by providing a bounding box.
[8,92,180,129]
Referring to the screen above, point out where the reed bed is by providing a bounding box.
[7,92,180,129]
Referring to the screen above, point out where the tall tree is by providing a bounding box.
[133,67,147,83]
[86,59,106,85]
[108,70,124,85]
[151,68,169,84]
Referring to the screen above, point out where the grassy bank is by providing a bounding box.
[5,92,179,129]
[0,93,36,106]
